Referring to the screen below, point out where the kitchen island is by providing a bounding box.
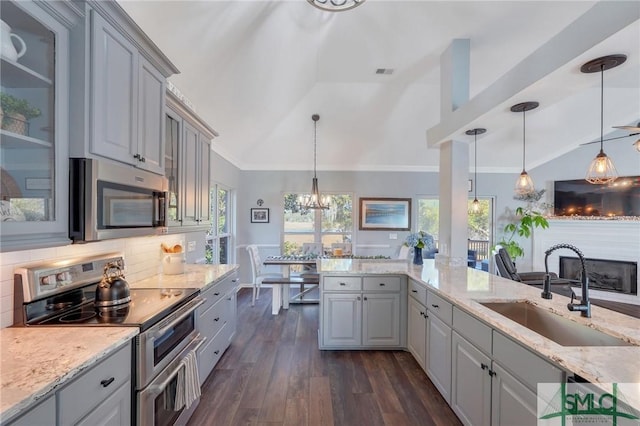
[318,258,640,415]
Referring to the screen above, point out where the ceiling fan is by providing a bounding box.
[580,122,640,150]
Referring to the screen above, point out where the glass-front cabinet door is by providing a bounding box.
[0,1,71,250]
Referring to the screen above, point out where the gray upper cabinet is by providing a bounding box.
[0,0,79,251]
[90,8,170,175]
[165,90,217,229]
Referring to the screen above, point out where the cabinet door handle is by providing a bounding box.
[133,153,141,160]
[431,304,439,309]
[214,350,220,355]
[141,156,146,162]
[363,296,368,301]
[100,377,115,388]
[489,370,497,377]
[214,317,220,322]
[480,363,488,370]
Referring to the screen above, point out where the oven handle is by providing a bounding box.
[151,296,204,340]
[146,336,206,398]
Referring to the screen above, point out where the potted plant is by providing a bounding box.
[495,190,552,260]
[0,92,41,135]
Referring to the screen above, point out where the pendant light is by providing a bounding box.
[511,101,539,196]
[466,128,486,213]
[613,122,640,152]
[582,54,626,184]
[299,114,330,211]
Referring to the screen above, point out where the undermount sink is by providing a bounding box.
[480,301,635,347]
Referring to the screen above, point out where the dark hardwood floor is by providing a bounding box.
[188,287,461,426]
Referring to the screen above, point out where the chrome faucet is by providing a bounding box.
[544,243,591,318]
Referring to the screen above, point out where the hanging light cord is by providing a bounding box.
[474,132,478,199]
[522,109,526,171]
[599,63,604,153]
[313,119,318,178]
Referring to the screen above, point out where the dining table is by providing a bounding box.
[263,255,319,315]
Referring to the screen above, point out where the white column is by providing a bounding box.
[437,40,470,264]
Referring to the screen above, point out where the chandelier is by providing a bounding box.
[307,0,366,12]
[299,114,330,211]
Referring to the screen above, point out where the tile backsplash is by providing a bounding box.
[0,232,203,328]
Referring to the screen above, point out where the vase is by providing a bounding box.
[413,247,423,265]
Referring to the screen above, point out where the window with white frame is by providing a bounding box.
[416,196,494,264]
[282,193,353,255]
[206,186,233,264]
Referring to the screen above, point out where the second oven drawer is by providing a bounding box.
[197,323,232,386]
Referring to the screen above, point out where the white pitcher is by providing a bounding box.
[1,19,27,62]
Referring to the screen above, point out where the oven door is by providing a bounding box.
[137,296,204,389]
[138,335,206,426]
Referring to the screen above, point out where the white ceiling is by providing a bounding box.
[118,0,640,173]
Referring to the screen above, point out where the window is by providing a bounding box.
[283,194,353,255]
[206,186,233,264]
[416,197,494,264]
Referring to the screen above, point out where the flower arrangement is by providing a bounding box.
[404,231,435,250]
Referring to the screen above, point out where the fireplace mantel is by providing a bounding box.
[532,219,640,305]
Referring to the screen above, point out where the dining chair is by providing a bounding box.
[246,245,283,306]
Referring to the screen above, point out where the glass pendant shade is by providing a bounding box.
[515,170,536,195]
[585,150,618,184]
[471,198,480,213]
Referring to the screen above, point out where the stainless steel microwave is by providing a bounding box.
[69,158,168,242]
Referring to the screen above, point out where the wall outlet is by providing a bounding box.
[389,233,397,240]
[187,241,196,252]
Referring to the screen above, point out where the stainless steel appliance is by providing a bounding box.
[14,253,203,426]
[69,158,168,243]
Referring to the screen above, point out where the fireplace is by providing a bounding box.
[559,256,638,295]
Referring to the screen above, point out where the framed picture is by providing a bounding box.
[359,197,411,231]
[251,208,269,223]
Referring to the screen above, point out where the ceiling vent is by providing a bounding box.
[375,68,394,75]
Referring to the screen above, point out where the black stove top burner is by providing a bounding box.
[25,287,199,330]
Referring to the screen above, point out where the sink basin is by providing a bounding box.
[480,301,634,347]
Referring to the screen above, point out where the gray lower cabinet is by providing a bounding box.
[407,296,427,368]
[320,275,405,349]
[451,331,492,426]
[6,395,55,426]
[426,313,452,403]
[57,343,131,425]
[7,341,133,426]
[196,272,238,385]
[449,306,564,426]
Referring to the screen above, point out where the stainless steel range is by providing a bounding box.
[14,253,204,426]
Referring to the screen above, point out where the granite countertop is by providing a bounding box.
[319,258,640,391]
[0,327,138,423]
[129,264,239,291]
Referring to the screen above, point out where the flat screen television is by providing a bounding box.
[553,176,640,217]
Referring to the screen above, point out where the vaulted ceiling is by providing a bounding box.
[118,1,640,173]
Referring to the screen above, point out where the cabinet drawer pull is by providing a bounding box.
[379,283,385,286]
[214,350,220,355]
[480,363,488,370]
[431,304,439,308]
[232,279,239,282]
[339,282,346,286]
[100,377,115,388]
[364,296,368,301]
[214,292,220,296]
[411,289,418,293]
[214,317,220,322]
[489,369,497,377]
[357,296,361,301]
